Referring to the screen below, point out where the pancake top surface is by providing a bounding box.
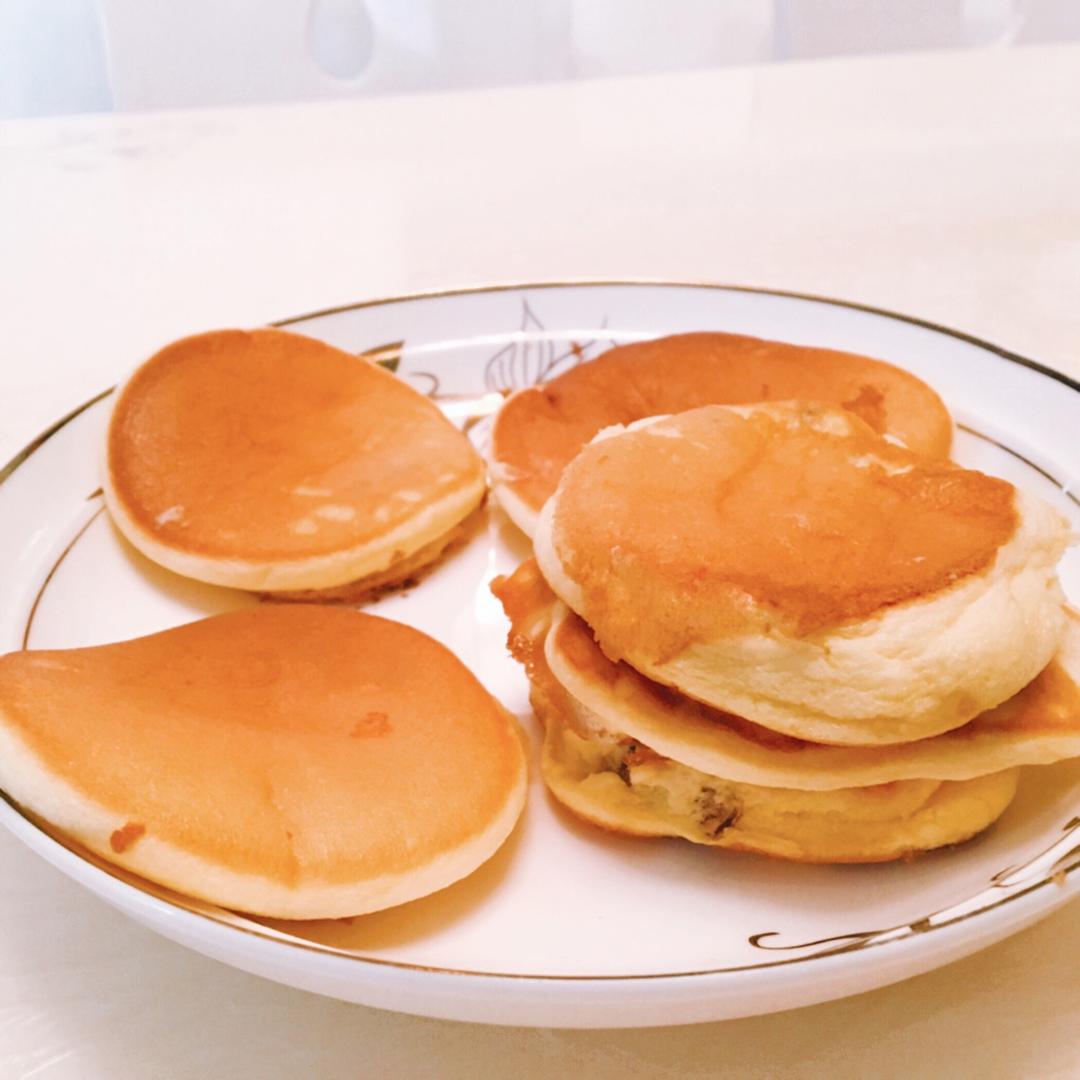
[0,607,525,887]
[492,331,954,517]
[547,404,1017,646]
[107,328,483,561]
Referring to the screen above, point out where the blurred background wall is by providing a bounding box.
[3,0,1080,119]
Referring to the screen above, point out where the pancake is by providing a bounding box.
[104,328,487,595]
[492,563,1018,862]
[0,607,527,919]
[534,403,1071,745]
[490,331,954,535]
[541,718,1019,864]
[546,593,1080,790]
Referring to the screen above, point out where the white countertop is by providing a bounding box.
[2,42,1079,1078]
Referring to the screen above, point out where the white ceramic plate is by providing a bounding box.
[1,283,1078,1029]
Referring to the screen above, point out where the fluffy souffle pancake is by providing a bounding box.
[500,560,1080,789]
[104,328,487,596]
[490,331,954,535]
[0,607,527,919]
[493,561,1020,863]
[548,602,1080,789]
[534,403,1071,746]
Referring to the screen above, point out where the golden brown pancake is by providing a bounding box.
[492,561,1019,863]
[490,331,954,534]
[0,607,527,918]
[540,717,1019,865]
[544,586,1080,788]
[535,404,1070,744]
[105,328,487,595]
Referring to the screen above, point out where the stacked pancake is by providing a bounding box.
[0,606,527,917]
[494,400,1077,863]
[105,328,486,598]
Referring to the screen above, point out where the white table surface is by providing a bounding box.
[2,42,1080,1079]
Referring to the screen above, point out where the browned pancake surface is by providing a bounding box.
[0,607,523,887]
[493,331,953,517]
[550,406,1015,651]
[108,329,482,560]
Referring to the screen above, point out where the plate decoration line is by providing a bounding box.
[958,424,1079,510]
[360,299,618,402]
[483,298,616,392]
[358,340,404,373]
[750,817,1080,959]
[355,298,620,451]
[21,500,105,649]
[358,338,443,398]
[991,816,1080,889]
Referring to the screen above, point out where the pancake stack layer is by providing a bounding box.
[494,379,1077,863]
